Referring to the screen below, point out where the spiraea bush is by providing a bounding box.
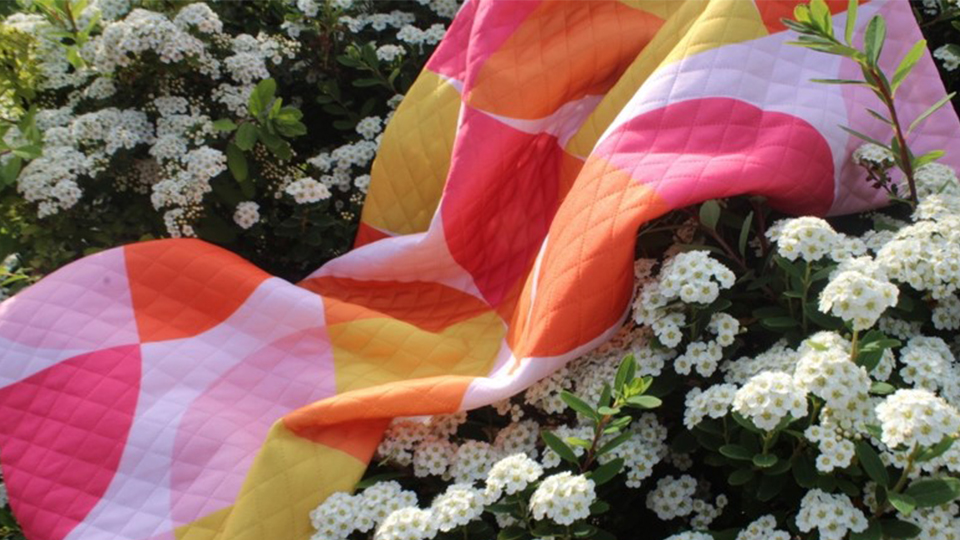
[305,3,960,540]
[0,0,458,292]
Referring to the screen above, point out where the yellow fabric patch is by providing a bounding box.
[330,310,504,393]
[175,423,366,540]
[361,70,461,236]
[566,0,768,157]
[174,506,232,540]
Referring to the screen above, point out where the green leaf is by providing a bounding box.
[793,455,818,488]
[598,431,634,456]
[588,457,624,485]
[757,473,787,501]
[850,521,882,540]
[891,40,927,95]
[889,492,917,515]
[353,78,383,88]
[840,125,889,148]
[625,395,661,409]
[225,143,250,191]
[566,437,593,449]
[497,525,531,540]
[699,200,721,230]
[0,155,22,186]
[917,437,955,463]
[753,453,778,468]
[12,144,42,159]
[276,120,308,138]
[355,471,405,488]
[614,354,636,393]
[719,444,753,461]
[728,468,754,486]
[856,441,889,487]
[909,92,956,134]
[269,140,293,161]
[738,211,753,257]
[589,500,611,515]
[212,119,238,132]
[809,78,867,85]
[541,431,579,465]
[597,406,620,416]
[913,149,945,170]
[248,78,277,117]
[864,15,886,66]
[844,0,858,44]
[879,519,922,538]
[763,457,793,476]
[870,381,896,395]
[809,0,832,35]
[731,411,762,434]
[235,123,258,151]
[905,477,960,508]
[560,391,599,421]
[761,316,799,329]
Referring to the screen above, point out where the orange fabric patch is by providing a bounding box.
[353,223,391,248]
[301,277,491,333]
[125,240,269,342]
[284,375,473,431]
[510,157,670,358]
[284,418,390,463]
[466,0,664,120]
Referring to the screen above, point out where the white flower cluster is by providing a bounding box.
[899,336,960,403]
[736,515,789,540]
[853,143,896,169]
[935,44,960,71]
[233,201,260,229]
[795,489,868,540]
[529,472,596,525]
[307,139,379,194]
[876,388,960,450]
[805,423,856,472]
[396,24,447,46]
[285,177,332,204]
[683,384,736,429]
[767,216,844,262]
[633,251,736,372]
[92,9,220,76]
[339,11,417,34]
[601,413,668,488]
[903,502,960,540]
[309,481,417,540]
[429,484,485,533]
[818,256,899,330]
[484,453,543,501]
[793,334,871,412]
[645,475,697,520]
[721,340,800,384]
[877,216,960,300]
[732,371,807,431]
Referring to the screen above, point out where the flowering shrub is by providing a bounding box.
[298,6,960,539]
[307,162,960,540]
[0,0,456,285]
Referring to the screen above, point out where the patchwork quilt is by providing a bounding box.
[1,1,958,539]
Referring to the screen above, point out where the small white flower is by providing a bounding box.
[529,472,596,526]
[233,201,260,229]
[732,371,807,431]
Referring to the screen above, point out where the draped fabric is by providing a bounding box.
[1,1,957,539]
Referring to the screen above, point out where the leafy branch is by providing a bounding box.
[783,0,955,206]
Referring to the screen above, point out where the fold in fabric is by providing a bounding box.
[1,1,958,539]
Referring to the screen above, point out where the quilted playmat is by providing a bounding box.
[1,1,958,538]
